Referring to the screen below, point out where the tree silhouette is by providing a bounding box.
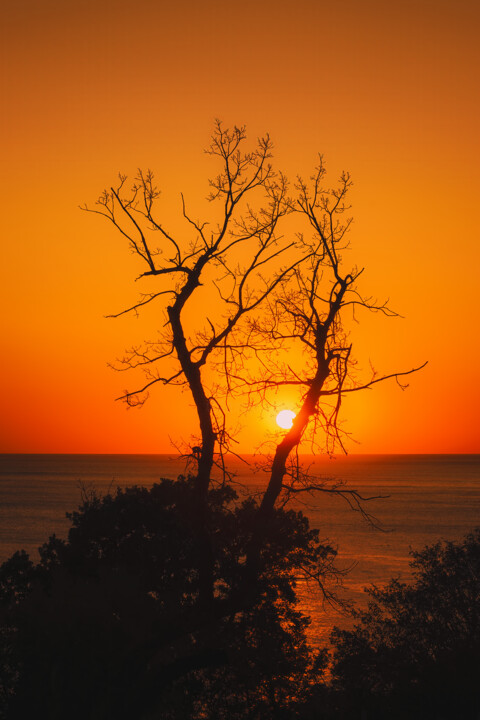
[82,123,302,608]
[0,479,331,718]
[82,123,296,491]
[238,158,425,577]
[326,528,480,719]
[82,122,424,531]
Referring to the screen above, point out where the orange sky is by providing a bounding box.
[1,0,479,454]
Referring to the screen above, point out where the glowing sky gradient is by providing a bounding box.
[1,0,479,453]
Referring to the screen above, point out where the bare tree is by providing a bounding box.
[82,122,305,604]
[240,158,426,573]
[83,122,424,623]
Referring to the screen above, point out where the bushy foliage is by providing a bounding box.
[327,528,480,719]
[0,477,331,719]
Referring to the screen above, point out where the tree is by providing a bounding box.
[237,159,425,578]
[47,121,425,711]
[327,528,480,719]
[82,123,424,564]
[0,478,331,718]
[82,123,302,608]
[82,123,296,493]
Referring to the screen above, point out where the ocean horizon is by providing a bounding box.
[2,452,479,643]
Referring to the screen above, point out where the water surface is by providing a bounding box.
[1,453,479,643]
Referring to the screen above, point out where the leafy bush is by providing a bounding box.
[328,528,480,719]
[0,477,331,719]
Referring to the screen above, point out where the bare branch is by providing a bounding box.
[85,124,426,615]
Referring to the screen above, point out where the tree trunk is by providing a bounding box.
[167,303,216,607]
[246,365,330,580]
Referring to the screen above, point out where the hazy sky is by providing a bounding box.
[1,0,479,453]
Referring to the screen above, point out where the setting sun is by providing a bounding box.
[276,409,296,429]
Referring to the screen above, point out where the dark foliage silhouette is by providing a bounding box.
[298,528,480,719]
[0,478,333,718]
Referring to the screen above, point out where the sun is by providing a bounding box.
[276,409,296,429]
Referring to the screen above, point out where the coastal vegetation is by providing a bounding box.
[302,528,480,718]
[0,478,329,718]
[1,485,479,718]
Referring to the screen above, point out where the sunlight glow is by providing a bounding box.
[276,409,296,429]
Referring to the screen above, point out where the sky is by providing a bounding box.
[1,0,479,454]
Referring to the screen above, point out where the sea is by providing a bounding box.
[1,453,479,645]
